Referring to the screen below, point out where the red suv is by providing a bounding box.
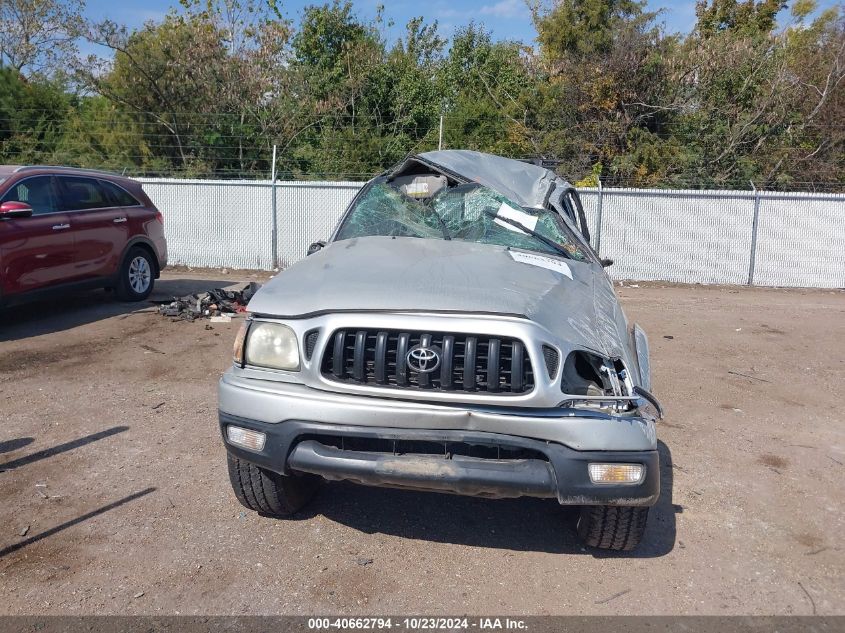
[0,166,167,307]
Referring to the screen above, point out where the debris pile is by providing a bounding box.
[158,283,261,321]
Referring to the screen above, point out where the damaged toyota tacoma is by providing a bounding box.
[219,150,662,550]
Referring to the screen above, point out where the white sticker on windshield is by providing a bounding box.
[494,202,538,233]
[509,250,572,279]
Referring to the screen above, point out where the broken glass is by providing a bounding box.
[336,181,590,262]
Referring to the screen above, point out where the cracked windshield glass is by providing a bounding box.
[336,182,590,261]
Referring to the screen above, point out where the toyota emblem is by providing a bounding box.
[406,344,441,374]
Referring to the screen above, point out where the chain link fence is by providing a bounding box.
[138,178,845,289]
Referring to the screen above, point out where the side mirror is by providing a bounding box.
[307,240,326,256]
[600,258,614,268]
[0,201,33,218]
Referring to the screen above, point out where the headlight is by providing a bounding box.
[245,322,300,371]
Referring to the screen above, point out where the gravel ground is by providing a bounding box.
[0,270,842,615]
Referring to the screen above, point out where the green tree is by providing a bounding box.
[0,0,84,77]
[672,0,844,188]
[439,24,535,156]
[285,4,446,176]
[533,0,655,59]
[0,66,72,163]
[695,0,787,37]
[78,0,291,175]
[51,97,165,174]
[531,0,679,185]
[0,0,840,188]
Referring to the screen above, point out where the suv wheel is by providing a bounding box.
[576,505,649,551]
[227,454,319,516]
[116,247,155,301]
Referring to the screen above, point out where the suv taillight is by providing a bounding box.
[155,210,164,224]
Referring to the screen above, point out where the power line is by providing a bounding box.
[5,109,845,129]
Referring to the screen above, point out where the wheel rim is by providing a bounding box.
[128,256,151,294]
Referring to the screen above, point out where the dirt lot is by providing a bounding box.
[0,270,842,615]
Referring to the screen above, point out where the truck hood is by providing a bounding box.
[248,236,625,356]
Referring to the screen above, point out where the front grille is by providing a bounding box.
[304,330,319,360]
[542,345,560,378]
[321,329,534,395]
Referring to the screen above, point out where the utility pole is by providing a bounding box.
[747,180,761,286]
[438,115,444,151]
[595,178,603,254]
[271,144,278,270]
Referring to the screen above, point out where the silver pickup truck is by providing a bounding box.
[219,150,662,551]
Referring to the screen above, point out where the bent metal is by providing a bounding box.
[218,150,663,551]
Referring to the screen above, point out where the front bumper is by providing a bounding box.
[218,413,660,507]
[219,370,657,452]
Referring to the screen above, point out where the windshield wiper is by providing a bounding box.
[481,209,571,259]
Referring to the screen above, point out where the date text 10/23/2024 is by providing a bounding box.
[307,618,528,630]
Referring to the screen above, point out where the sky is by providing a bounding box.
[81,0,841,46]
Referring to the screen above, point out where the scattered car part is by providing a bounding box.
[158,282,261,321]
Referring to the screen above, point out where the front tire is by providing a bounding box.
[227,454,319,516]
[577,505,649,551]
[115,247,155,301]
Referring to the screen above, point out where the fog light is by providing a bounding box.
[227,425,266,451]
[588,463,644,484]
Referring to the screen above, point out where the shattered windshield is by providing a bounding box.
[335,182,590,261]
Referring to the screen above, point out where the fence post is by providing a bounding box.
[271,144,278,270]
[595,177,604,254]
[747,180,761,286]
[438,114,444,151]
